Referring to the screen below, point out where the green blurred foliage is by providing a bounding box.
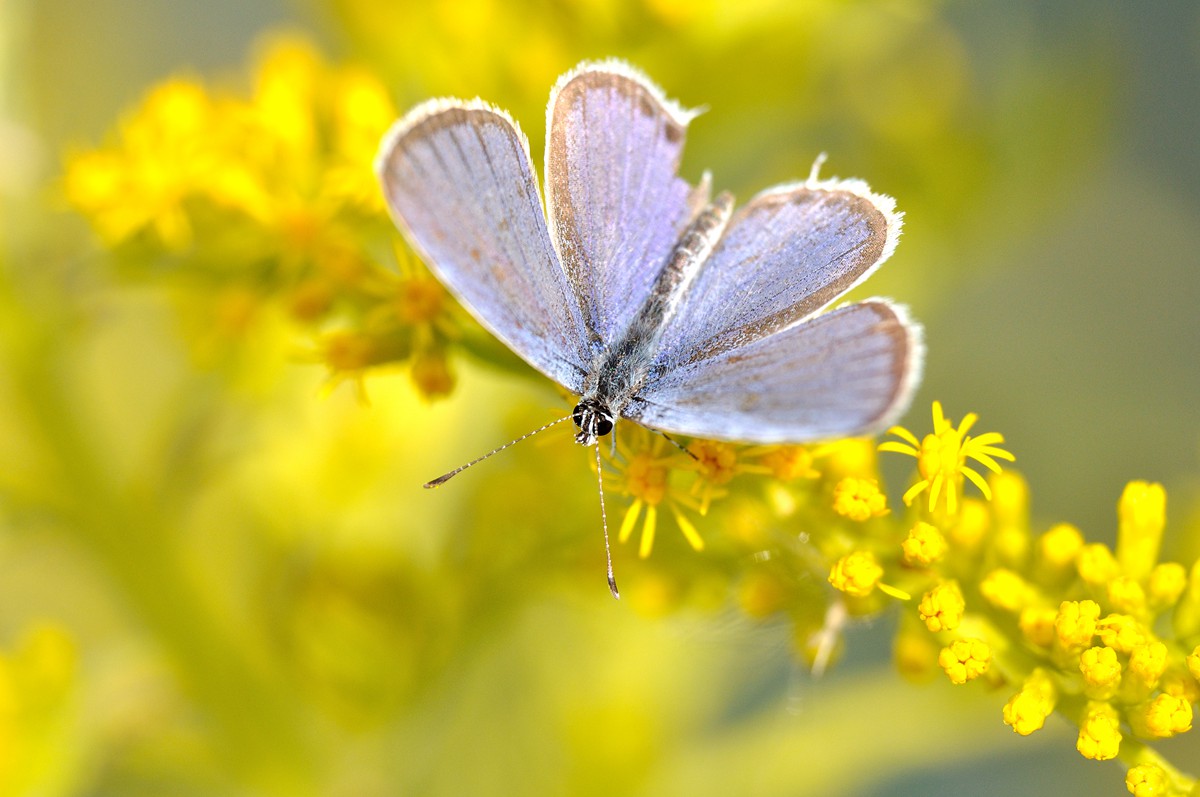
[2,0,1199,795]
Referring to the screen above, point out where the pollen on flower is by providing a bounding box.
[1055,600,1101,649]
[1125,764,1170,797]
[980,568,1031,612]
[829,551,883,598]
[1078,543,1120,586]
[880,401,1015,515]
[919,580,965,633]
[1003,670,1057,735]
[1147,562,1187,610]
[902,521,947,566]
[938,637,991,684]
[1039,523,1085,570]
[1137,693,1192,738]
[832,477,888,522]
[1079,646,1122,691]
[1077,701,1122,760]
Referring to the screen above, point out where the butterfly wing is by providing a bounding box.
[545,60,710,352]
[377,100,588,391]
[628,300,922,442]
[651,178,903,368]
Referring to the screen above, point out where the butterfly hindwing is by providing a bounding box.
[629,300,923,442]
[651,179,903,371]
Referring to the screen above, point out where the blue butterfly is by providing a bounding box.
[376,60,923,597]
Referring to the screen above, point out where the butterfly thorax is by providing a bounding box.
[572,192,735,445]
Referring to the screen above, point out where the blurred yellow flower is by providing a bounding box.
[828,550,883,597]
[831,477,888,521]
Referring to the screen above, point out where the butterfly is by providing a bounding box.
[376,60,923,597]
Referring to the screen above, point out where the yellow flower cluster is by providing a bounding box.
[874,405,1199,793]
[63,36,461,399]
[58,34,1198,794]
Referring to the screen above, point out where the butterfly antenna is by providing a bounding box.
[596,443,620,599]
[657,431,699,461]
[424,415,572,488]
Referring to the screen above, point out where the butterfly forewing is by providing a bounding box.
[651,181,902,371]
[376,101,588,391]
[546,61,710,352]
[629,300,922,442]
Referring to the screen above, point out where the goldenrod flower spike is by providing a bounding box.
[880,401,1015,515]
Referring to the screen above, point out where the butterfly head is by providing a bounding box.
[572,399,614,446]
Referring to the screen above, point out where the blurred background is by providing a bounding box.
[3,0,1199,794]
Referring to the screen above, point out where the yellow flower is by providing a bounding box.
[829,551,883,597]
[1018,607,1058,648]
[901,521,947,566]
[410,351,455,399]
[938,637,990,684]
[687,439,742,512]
[831,477,888,521]
[1096,614,1148,654]
[751,445,819,481]
[612,430,702,558]
[1147,562,1187,610]
[1107,576,1147,617]
[1077,543,1120,586]
[1003,670,1057,735]
[1188,645,1200,682]
[948,499,990,549]
[979,568,1031,612]
[1076,701,1121,760]
[1079,646,1121,693]
[1055,600,1100,649]
[1116,481,1166,580]
[1038,523,1084,570]
[1136,693,1192,738]
[1126,640,1168,689]
[918,580,965,633]
[1126,764,1170,797]
[880,401,1015,514]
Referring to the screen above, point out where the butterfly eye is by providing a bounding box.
[594,413,614,437]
